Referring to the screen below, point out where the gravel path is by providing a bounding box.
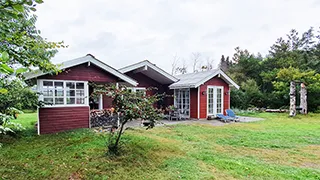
[126,116,264,128]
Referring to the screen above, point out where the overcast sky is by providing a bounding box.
[35,0,320,72]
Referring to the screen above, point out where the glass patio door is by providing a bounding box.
[207,86,224,116]
[174,89,190,117]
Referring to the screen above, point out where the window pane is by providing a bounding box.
[76,98,85,104]
[43,81,53,88]
[55,98,64,104]
[43,90,53,96]
[66,82,75,89]
[54,82,64,89]
[76,90,84,96]
[66,90,75,96]
[76,83,84,89]
[55,89,64,96]
[44,98,53,103]
[67,98,75,104]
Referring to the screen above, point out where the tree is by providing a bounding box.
[176,59,188,74]
[0,0,65,138]
[200,57,214,71]
[228,48,262,85]
[171,53,179,75]
[229,27,320,111]
[191,52,201,72]
[0,79,39,114]
[92,84,163,154]
[219,55,231,72]
[0,0,65,76]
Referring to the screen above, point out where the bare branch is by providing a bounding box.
[171,53,180,75]
[191,52,201,72]
[176,58,188,74]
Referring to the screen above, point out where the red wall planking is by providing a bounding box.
[199,77,230,119]
[39,63,119,83]
[125,72,173,108]
[103,95,113,109]
[190,88,198,119]
[39,106,89,134]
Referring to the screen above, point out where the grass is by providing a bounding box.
[1,113,320,179]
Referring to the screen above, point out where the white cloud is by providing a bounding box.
[35,0,320,73]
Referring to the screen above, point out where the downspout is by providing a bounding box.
[37,79,40,135]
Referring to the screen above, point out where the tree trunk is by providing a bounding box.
[114,120,127,149]
[300,83,307,114]
[289,81,296,117]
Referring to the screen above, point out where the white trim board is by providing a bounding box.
[24,54,138,86]
[169,69,240,89]
[119,60,178,83]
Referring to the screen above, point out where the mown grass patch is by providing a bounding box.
[1,112,320,179]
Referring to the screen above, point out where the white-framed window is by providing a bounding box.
[127,87,146,95]
[38,79,88,107]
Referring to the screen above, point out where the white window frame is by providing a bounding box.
[207,86,224,116]
[38,79,89,107]
[127,87,146,95]
[173,88,190,117]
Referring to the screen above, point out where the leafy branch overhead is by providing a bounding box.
[0,0,66,138]
[0,0,67,76]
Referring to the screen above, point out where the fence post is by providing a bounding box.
[289,81,296,117]
[300,83,307,114]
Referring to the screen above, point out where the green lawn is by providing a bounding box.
[1,113,320,179]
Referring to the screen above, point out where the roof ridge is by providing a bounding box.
[118,60,149,71]
[175,69,219,76]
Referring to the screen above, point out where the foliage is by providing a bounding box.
[0,0,65,135]
[0,113,24,146]
[92,84,163,154]
[230,79,264,109]
[228,27,320,111]
[0,0,66,76]
[1,113,320,179]
[0,79,39,114]
[230,88,247,109]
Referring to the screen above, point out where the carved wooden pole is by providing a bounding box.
[289,81,296,117]
[300,83,307,114]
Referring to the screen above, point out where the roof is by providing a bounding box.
[119,60,178,84]
[23,54,138,86]
[169,69,240,89]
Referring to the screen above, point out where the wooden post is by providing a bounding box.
[300,83,307,114]
[289,81,296,117]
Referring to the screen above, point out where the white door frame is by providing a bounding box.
[207,86,224,116]
[98,94,103,110]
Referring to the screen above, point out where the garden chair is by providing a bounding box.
[225,109,240,122]
[216,113,232,123]
[170,109,182,121]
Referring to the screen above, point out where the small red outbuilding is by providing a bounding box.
[169,70,240,119]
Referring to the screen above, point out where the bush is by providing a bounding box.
[0,113,24,137]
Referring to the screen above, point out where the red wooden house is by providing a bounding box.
[25,54,239,134]
[169,70,239,119]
